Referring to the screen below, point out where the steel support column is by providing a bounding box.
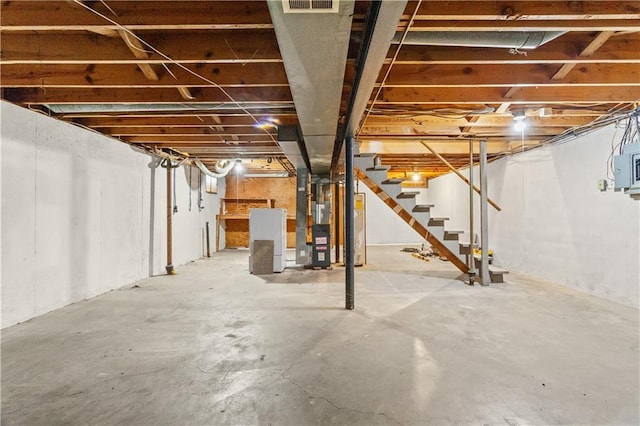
[334,181,341,264]
[345,136,355,309]
[296,168,309,265]
[468,140,476,284]
[479,140,489,285]
[165,161,175,275]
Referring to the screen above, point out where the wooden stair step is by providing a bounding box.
[356,153,376,157]
[459,242,472,254]
[488,266,509,283]
[412,204,434,212]
[489,265,509,274]
[444,230,463,240]
[382,178,403,185]
[366,166,390,172]
[397,192,419,199]
[429,217,449,223]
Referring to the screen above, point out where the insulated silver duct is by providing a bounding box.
[193,159,235,178]
[393,31,566,49]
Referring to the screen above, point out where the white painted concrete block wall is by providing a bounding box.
[1,102,224,327]
[426,124,640,308]
[361,184,429,244]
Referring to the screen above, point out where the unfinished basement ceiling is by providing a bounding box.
[1,1,639,180]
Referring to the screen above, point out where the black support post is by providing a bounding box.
[334,181,341,264]
[205,221,211,258]
[345,136,355,310]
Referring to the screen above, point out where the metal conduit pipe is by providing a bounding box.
[392,31,566,49]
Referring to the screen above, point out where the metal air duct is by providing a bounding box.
[268,0,355,174]
[393,31,566,49]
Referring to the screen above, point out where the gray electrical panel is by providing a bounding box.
[614,141,640,199]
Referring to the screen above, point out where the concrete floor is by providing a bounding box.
[2,245,639,425]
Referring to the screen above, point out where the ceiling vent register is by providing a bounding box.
[283,0,338,13]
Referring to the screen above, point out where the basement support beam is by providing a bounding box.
[335,181,341,265]
[479,141,489,285]
[165,161,176,275]
[468,140,476,285]
[345,136,355,310]
[296,168,309,266]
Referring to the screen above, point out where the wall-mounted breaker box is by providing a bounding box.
[613,141,640,200]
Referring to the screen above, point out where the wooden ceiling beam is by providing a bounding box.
[366,104,623,116]
[124,135,275,143]
[381,63,640,87]
[134,146,283,155]
[376,86,640,103]
[412,1,640,20]
[74,115,296,128]
[105,126,274,136]
[56,111,299,119]
[362,115,594,130]
[0,63,290,87]
[362,127,562,138]
[406,20,640,31]
[133,142,278,148]
[2,86,294,104]
[364,115,467,127]
[0,32,282,65]
[0,1,273,30]
[359,140,509,154]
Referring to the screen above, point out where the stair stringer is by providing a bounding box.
[354,167,469,275]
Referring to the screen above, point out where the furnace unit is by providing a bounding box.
[311,224,331,268]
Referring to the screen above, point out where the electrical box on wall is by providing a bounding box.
[613,141,640,200]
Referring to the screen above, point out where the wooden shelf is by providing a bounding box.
[219,214,295,220]
[221,198,275,216]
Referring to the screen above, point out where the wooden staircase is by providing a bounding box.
[354,153,508,283]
